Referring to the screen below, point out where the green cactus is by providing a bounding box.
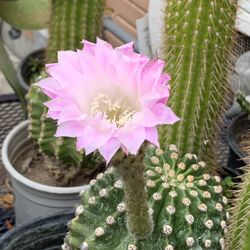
[159,0,237,169]
[64,145,228,249]
[226,157,250,250]
[26,0,105,185]
[236,91,250,115]
[46,0,105,63]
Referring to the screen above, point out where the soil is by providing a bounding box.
[13,143,105,187]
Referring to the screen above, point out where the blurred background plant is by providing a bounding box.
[237,91,250,115]
[0,0,51,111]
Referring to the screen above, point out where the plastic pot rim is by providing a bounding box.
[2,120,89,194]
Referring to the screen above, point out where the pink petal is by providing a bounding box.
[81,40,96,55]
[138,59,166,96]
[159,73,171,85]
[118,126,146,155]
[47,110,60,119]
[44,97,72,111]
[55,121,85,137]
[57,104,84,124]
[145,127,159,147]
[76,125,113,155]
[132,109,161,127]
[115,42,134,55]
[141,84,170,107]
[98,138,120,163]
[151,104,180,124]
[57,50,81,72]
[37,77,62,99]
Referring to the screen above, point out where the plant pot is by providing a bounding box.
[0,210,73,250]
[1,120,89,225]
[0,0,51,30]
[17,48,45,93]
[225,113,250,177]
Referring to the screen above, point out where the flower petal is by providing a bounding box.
[145,127,159,147]
[118,126,146,155]
[76,125,113,155]
[55,121,85,137]
[151,104,180,124]
[98,138,120,163]
[37,77,62,99]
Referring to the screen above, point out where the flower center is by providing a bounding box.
[91,93,136,127]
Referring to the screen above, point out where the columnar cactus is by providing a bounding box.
[26,0,105,184]
[64,145,228,249]
[47,0,105,63]
[159,0,237,168]
[226,157,250,250]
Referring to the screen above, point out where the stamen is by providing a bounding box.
[91,93,136,127]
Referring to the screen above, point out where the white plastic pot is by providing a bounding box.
[2,120,88,225]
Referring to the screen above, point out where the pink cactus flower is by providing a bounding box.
[38,38,179,163]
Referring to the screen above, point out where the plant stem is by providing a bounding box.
[114,148,153,239]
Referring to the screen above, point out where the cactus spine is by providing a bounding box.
[47,0,104,63]
[226,155,250,250]
[64,145,228,249]
[159,0,237,168]
[26,0,105,184]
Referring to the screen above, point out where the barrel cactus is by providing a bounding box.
[26,0,105,184]
[159,0,237,169]
[64,145,228,249]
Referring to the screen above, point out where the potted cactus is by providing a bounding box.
[0,37,229,250]
[0,0,239,249]
[1,0,106,224]
[226,92,250,176]
[0,39,227,249]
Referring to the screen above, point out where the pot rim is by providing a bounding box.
[2,120,89,194]
[0,210,74,247]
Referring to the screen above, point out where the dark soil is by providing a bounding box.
[13,143,105,187]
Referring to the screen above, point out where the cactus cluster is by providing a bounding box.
[236,91,250,115]
[26,0,105,184]
[159,0,237,169]
[64,145,228,249]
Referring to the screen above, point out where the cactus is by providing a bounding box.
[159,0,237,168]
[64,145,228,249]
[226,155,250,250]
[26,0,105,185]
[46,0,105,63]
[236,91,250,115]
